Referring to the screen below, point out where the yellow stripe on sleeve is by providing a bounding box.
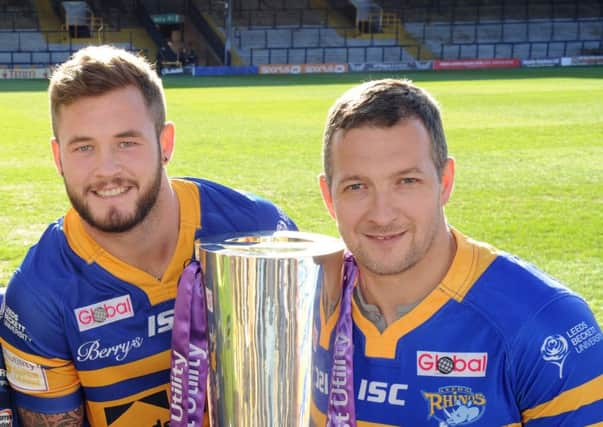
[0,338,80,398]
[0,339,70,368]
[522,374,603,422]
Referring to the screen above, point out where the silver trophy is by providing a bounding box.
[196,230,344,427]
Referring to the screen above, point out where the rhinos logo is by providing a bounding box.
[421,385,486,426]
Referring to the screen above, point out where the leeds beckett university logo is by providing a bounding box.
[74,295,134,332]
[540,334,570,379]
[417,351,487,377]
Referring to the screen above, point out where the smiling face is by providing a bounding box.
[52,85,171,233]
[320,118,454,278]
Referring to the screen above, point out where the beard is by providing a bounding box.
[344,209,442,277]
[65,158,163,233]
[350,228,437,277]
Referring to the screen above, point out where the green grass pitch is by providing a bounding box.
[0,66,601,324]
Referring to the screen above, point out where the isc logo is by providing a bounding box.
[147,309,174,337]
[357,379,408,406]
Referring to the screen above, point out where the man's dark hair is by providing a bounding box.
[323,79,447,185]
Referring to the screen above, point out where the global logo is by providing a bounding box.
[74,295,134,332]
[422,385,486,426]
[417,351,488,377]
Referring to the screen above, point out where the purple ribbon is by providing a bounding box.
[170,260,209,427]
[327,253,358,427]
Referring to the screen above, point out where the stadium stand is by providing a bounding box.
[0,0,601,69]
[192,0,603,65]
[0,0,165,68]
[192,0,418,64]
[396,0,603,59]
[0,0,37,30]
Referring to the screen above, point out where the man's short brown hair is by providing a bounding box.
[323,79,447,186]
[49,45,166,139]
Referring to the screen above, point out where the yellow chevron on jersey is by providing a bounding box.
[352,288,451,359]
[64,179,201,306]
[320,229,498,359]
[521,373,603,422]
[1,340,79,398]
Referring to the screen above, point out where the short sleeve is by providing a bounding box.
[0,269,82,413]
[511,294,603,425]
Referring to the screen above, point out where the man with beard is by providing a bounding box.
[0,45,296,426]
[311,79,603,426]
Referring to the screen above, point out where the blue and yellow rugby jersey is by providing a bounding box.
[312,229,603,426]
[0,177,296,427]
[0,290,17,427]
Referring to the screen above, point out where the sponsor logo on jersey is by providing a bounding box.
[75,295,134,331]
[148,309,174,337]
[0,409,12,427]
[104,390,169,426]
[417,351,487,377]
[2,305,32,342]
[422,385,486,426]
[357,379,408,406]
[2,347,48,392]
[314,367,409,407]
[76,337,144,362]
